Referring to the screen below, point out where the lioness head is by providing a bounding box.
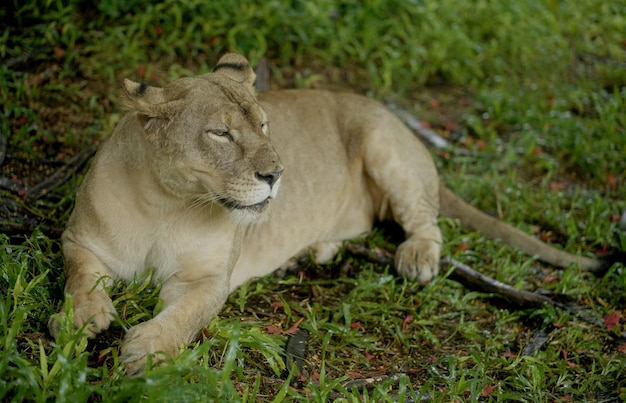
[120,54,283,223]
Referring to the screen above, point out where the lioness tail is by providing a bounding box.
[438,183,617,273]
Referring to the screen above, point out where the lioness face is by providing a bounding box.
[122,73,283,223]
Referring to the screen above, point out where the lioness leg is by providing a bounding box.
[277,241,342,274]
[363,120,442,282]
[48,241,117,338]
[120,271,230,377]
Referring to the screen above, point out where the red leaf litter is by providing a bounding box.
[402,314,414,332]
[543,274,559,284]
[503,350,517,358]
[561,350,578,368]
[266,325,282,335]
[53,46,66,59]
[137,65,146,79]
[481,384,497,397]
[349,321,364,331]
[270,301,284,312]
[285,317,304,335]
[454,242,469,254]
[605,173,617,188]
[604,311,621,331]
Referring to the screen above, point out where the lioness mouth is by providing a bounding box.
[218,197,269,211]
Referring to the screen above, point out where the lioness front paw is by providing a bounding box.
[48,291,116,339]
[120,320,179,377]
[394,238,441,283]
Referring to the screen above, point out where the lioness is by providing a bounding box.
[49,54,612,376]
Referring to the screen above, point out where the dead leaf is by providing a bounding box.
[270,301,284,312]
[267,325,282,335]
[537,230,556,243]
[561,349,578,368]
[504,350,517,358]
[454,242,469,254]
[402,314,414,332]
[445,120,456,132]
[53,46,66,59]
[350,321,364,331]
[549,182,567,192]
[346,370,362,378]
[285,317,304,335]
[137,65,146,79]
[481,384,497,397]
[605,173,617,188]
[604,311,621,331]
[543,274,559,284]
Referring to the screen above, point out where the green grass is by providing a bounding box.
[1,0,625,401]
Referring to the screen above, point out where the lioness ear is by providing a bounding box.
[212,53,257,94]
[120,79,173,134]
[121,79,166,107]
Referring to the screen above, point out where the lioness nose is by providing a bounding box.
[255,167,283,187]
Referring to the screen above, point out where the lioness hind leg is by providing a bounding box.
[48,241,117,338]
[277,241,342,275]
[309,241,342,264]
[362,116,442,282]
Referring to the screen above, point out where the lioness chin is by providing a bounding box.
[49,53,613,377]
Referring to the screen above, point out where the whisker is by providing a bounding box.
[188,192,221,213]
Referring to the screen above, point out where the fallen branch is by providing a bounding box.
[25,143,97,201]
[346,242,394,266]
[0,176,28,194]
[347,242,557,309]
[346,242,623,337]
[0,131,6,166]
[441,257,553,308]
[387,104,449,149]
[254,56,271,93]
[0,220,64,239]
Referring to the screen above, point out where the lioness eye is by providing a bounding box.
[207,129,234,142]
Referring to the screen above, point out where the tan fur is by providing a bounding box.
[49,54,604,376]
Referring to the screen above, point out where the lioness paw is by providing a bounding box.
[394,238,441,283]
[48,291,116,339]
[120,320,178,377]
